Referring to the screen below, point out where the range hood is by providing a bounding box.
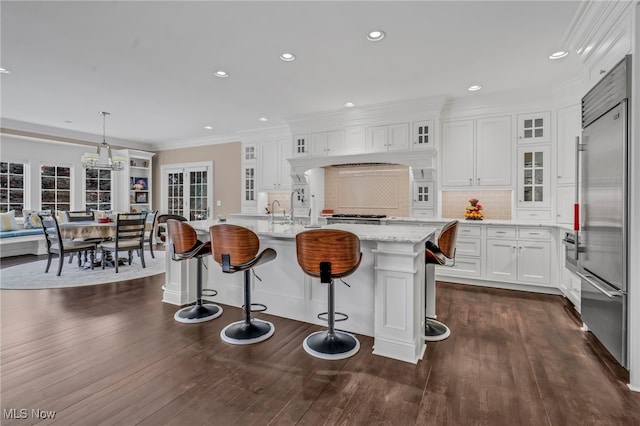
[288,149,437,178]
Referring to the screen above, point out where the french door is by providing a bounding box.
[163,163,213,221]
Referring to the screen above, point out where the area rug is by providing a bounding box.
[0,251,165,290]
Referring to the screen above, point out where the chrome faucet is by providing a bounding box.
[290,190,296,224]
[271,200,281,223]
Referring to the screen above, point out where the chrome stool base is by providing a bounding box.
[303,330,360,360]
[424,318,451,341]
[220,319,275,345]
[174,303,223,324]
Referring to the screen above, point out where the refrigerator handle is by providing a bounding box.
[574,135,582,232]
[577,272,625,299]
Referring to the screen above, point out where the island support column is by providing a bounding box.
[372,239,428,364]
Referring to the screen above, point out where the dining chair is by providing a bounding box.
[99,212,148,273]
[142,210,159,258]
[38,213,99,276]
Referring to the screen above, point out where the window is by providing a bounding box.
[85,169,112,211]
[167,171,184,216]
[0,161,26,215]
[41,165,71,211]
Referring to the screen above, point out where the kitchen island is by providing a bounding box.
[162,218,438,364]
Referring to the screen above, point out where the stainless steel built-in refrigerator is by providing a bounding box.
[578,55,631,368]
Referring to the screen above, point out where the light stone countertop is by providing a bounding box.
[229,213,569,229]
[189,218,436,244]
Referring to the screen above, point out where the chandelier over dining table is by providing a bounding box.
[81,111,125,171]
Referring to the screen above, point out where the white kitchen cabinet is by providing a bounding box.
[366,122,409,153]
[310,130,345,157]
[412,182,434,209]
[412,120,434,149]
[556,186,575,224]
[486,226,551,286]
[293,134,309,158]
[441,116,511,188]
[344,126,366,155]
[241,143,258,213]
[517,111,551,144]
[556,104,581,186]
[243,143,257,162]
[517,145,551,208]
[258,140,292,190]
[243,166,256,207]
[438,225,483,277]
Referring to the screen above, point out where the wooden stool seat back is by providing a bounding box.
[296,230,362,281]
[425,220,459,266]
[166,219,211,260]
[210,224,262,269]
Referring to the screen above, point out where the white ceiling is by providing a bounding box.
[0,1,583,147]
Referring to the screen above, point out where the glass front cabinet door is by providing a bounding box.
[517,145,550,208]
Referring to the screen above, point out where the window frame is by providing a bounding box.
[0,160,29,215]
[39,161,73,212]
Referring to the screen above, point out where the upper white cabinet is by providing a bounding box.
[517,111,551,144]
[441,116,511,187]
[292,134,309,158]
[366,122,409,152]
[344,126,366,155]
[517,145,550,208]
[556,105,581,186]
[258,140,292,190]
[412,120,434,149]
[310,130,345,157]
[441,120,474,187]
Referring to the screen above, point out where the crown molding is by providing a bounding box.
[0,118,154,151]
[563,0,635,63]
[286,96,447,134]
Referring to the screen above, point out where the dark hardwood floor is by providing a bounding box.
[1,253,639,425]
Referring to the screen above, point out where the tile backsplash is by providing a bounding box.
[324,164,410,216]
[441,190,512,220]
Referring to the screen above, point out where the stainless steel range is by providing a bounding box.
[326,214,387,225]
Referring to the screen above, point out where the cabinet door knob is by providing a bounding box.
[469,178,472,185]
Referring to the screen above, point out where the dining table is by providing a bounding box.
[58,220,153,267]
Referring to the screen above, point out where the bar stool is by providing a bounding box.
[166,219,223,324]
[424,220,459,341]
[296,229,362,360]
[209,224,277,345]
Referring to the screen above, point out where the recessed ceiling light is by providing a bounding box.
[214,70,229,78]
[204,126,213,130]
[367,30,385,42]
[344,102,355,108]
[468,85,482,92]
[0,67,11,74]
[280,53,296,62]
[259,117,268,122]
[549,51,569,60]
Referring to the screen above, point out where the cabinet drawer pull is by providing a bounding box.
[496,231,506,234]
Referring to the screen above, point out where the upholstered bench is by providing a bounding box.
[0,228,47,258]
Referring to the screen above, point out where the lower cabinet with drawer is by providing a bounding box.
[438,225,482,277]
[486,227,552,286]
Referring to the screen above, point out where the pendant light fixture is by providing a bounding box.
[81,111,125,171]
